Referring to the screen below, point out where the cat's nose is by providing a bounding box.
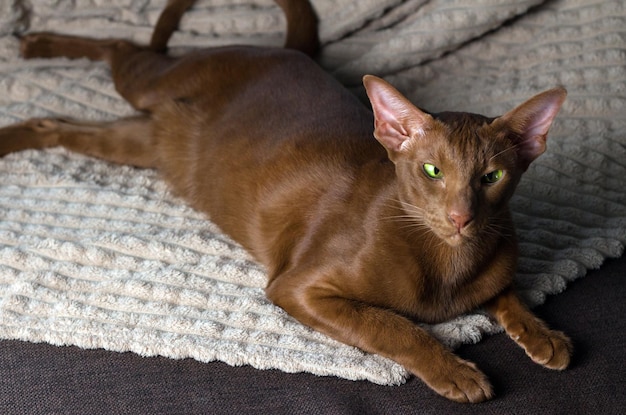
[448,211,473,231]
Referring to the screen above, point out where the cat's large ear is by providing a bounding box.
[363,75,433,160]
[492,87,567,170]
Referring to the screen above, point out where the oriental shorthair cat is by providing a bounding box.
[0,0,571,403]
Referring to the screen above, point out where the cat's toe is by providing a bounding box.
[526,330,572,370]
[544,330,572,370]
[428,358,494,403]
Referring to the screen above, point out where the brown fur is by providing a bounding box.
[0,0,571,403]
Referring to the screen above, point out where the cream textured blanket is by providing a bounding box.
[0,0,624,385]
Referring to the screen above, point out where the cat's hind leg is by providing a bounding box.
[17,0,204,111]
[0,116,157,168]
[19,32,140,62]
[19,32,172,112]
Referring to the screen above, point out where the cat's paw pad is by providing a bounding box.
[524,329,572,370]
[427,358,494,403]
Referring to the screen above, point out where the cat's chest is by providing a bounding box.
[362,239,508,323]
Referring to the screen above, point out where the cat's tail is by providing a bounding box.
[275,0,320,57]
[150,0,320,57]
[149,0,197,53]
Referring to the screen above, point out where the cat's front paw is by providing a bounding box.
[522,329,572,370]
[425,357,494,403]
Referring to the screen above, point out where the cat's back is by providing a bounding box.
[150,45,387,245]
[153,45,377,162]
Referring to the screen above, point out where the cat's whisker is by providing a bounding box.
[384,210,431,235]
[392,220,430,233]
[390,215,427,223]
[383,198,430,230]
[394,212,428,222]
[384,213,425,222]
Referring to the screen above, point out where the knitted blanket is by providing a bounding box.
[0,0,624,385]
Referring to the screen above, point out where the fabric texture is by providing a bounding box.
[0,0,624,385]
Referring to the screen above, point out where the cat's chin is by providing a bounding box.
[440,230,476,248]
[445,233,465,247]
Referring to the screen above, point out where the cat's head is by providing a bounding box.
[363,75,566,247]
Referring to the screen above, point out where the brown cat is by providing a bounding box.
[0,0,571,403]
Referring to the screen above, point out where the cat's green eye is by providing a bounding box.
[423,163,443,179]
[482,169,504,184]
